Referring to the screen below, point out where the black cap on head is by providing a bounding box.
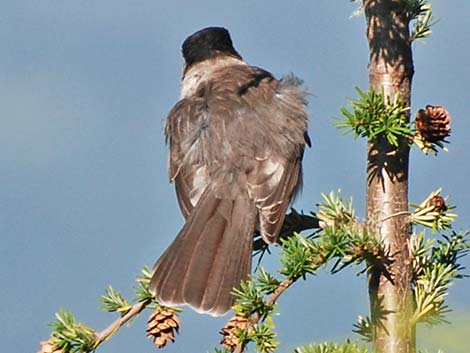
[182,27,242,66]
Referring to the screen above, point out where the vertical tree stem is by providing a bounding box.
[362,1,415,353]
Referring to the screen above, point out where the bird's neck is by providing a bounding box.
[180,56,246,99]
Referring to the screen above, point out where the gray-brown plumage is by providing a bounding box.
[150,27,310,316]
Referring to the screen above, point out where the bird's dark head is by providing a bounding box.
[182,27,242,67]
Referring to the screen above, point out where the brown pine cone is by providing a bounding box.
[220,315,249,352]
[415,105,451,143]
[37,340,62,353]
[428,195,447,212]
[147,307,180,348]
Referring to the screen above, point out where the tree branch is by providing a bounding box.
[94,299,152,347]
[233,278,295,353]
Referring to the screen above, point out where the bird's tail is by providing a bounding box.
[150,190,256,316]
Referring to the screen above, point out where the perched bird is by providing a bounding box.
[150,27,310,316]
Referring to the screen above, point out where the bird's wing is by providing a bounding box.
[247,156,302,243]
[206,65,309,243]
[165,97,210,218]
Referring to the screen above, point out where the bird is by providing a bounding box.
[150,26,310,316]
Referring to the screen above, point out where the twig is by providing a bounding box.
[265,278,294,306]
[233,278,295,353]
[253,212,322,251]
[380,210,410,223]
[94,298,152,347]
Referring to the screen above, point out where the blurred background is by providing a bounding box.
[1,1,469,352]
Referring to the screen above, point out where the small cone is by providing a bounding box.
[428,195,447,212]
[147,307,179,348]
[37,340,62,353]
[220,315,249,352]
[415,105,451,143]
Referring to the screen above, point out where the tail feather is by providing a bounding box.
[197,198,256,313]
[150,190,256,316]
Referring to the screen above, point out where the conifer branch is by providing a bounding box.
[94,299,152,346]
[231,278,295,353]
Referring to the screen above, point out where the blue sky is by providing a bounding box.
[2,1,469,352]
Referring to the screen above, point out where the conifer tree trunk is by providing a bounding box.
[363,1,415,353]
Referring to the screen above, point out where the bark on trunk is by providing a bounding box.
[362,1,415,353]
